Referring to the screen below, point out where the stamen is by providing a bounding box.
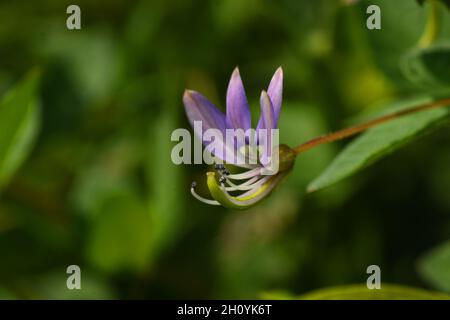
[237,174,284,198]
[217,173,286,207]
[224,175,271,192]
[214,164,228,179]
[224,176,259,190]
[226,167,262,180]
[214,164,225,171]
[190,181,220,205]
[219,176,227,184]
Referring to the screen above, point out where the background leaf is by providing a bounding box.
[144,71,184,265]
[308,97,450,192]
[362,0,428,85]
[86,192,153,273]
[402,44,450,87]
[1,0,450,300]
[418,240,450,293]
[417,0,450,10]
[297,284,450,300]
[0,70,40,191]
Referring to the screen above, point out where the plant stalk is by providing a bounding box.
[293,97,450,155]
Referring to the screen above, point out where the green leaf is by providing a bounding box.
[260,290,297,300]
[147,112,183,250]
[417,0,450,10]
[0,70,40,191]
[308,96,450,192]
[39,31,120,102]
[418,240,450,292]
[362,0,428,83]
[86,192,153,273]
[402,44,450,87]
[298,284,450,300]
[144,71,184,261]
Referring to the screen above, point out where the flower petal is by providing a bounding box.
[257,90,275,130]
[226,67,251,130]
[183,90,254,167]
[183,90,226,134]
[257,91,276,165]
[183,90,227,160]
[267,67,283,126]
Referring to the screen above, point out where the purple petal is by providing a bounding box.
[267,67,283,126]
[258,91,275,130]
[183,90,248,166]
[183,90,226,134]
[257,91,275,165]
[226,67,251,130]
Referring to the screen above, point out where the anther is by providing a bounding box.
[214,164,225,171]
[191,181,197,189]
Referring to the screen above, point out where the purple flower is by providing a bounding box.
[182,67,296,209]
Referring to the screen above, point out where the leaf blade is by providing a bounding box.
[0,70,41,190]
[307,97,450,192]
[298,284,450,300]
[418,241,450,293]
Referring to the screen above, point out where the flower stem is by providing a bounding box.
[292,97,450,155]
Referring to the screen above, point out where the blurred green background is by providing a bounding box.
[0,0,450,299]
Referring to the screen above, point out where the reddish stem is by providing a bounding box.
[293,98,450,155]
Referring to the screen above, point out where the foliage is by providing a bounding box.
[418,240,450,292]
[0,0,449,299]
[308,96,450,192]
[0,70,40,191]
[263,284,450,300]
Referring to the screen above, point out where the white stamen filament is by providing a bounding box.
[190,187,220,205]
[224,176,259,190]
[224,175,271,192]
[217,173,283,207]
[226,167,262,180]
